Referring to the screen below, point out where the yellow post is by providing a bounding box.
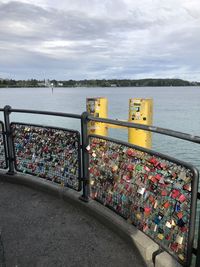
[86,97,108,136]
[128,98,153,149]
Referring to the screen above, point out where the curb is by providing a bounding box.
[155,252,182,267]
[0,230,6,267]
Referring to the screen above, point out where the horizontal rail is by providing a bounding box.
[9,108,81,119]
[88,115,200,144]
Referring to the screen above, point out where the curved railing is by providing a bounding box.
[0,105,199,267]
[11,123,81,191]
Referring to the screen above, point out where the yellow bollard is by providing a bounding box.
[86,97,108,136]
[128,98,153,149]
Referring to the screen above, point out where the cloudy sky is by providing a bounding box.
[0,0,200,81]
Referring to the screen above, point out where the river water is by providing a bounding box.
[0,86,200,247]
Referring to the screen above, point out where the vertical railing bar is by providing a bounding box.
[79,112,90,202]
[187,167,199,267]
[3,105,15,175]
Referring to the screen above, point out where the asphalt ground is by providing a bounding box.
[0,181,147,267]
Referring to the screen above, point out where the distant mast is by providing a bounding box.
[51,82,54,94]
[44,79,54,93]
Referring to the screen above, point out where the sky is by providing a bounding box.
[0,0,200,81]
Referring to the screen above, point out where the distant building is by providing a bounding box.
[38,82,45,86]
[44,79,51,87]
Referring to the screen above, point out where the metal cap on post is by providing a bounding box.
[79,111,90,202]
[4,105,15,175]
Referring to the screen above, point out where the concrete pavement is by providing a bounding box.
[0,180,147,267]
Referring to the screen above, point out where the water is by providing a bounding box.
[0,86,200,167]
[0,86,200,248]
[0,86,199,165]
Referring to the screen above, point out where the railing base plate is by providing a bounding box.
[6,171,16,176]
[79,195,90,202]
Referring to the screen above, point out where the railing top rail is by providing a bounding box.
[7,107,81,119]
[87,115,200,144]
[1,106,200,143]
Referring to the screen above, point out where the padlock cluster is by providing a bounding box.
[0,128,6,169]
[12,124,80,190]
[89,137,194,263]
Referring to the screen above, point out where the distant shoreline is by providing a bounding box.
[0,78,199,88]
[0,85,200,88]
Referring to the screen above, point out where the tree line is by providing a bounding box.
[0,78,199,88]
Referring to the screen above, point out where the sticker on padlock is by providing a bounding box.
[176,235,184,245]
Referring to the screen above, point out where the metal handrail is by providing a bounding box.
[3,109,200,144]
[10,108,82,119]
[87,115,200,144]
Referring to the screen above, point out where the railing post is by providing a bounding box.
[80,111,90,202]
[4,105,15,175]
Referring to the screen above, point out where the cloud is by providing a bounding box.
[0,0,200,81]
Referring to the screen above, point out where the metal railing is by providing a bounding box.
[0,106,199,267]
[1,105,82,191]
[89,135,198,266]
[11,123,81,191]
[84,115,200,267]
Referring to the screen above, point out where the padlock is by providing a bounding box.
[88,137,194,261]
